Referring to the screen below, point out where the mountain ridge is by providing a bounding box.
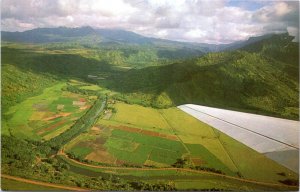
[1,26,287,52]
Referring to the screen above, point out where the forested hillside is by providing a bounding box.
[108,34,299,119]
[2,32,298,120]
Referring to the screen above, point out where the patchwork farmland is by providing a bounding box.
[3,79,298,190]
[2,23,299,191]
[64,102,298,185]
[3,82,97,141]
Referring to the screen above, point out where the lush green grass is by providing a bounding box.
[149,148,180,165]
[50,97,77,112]
[111,103,172,131]
[186,144,235,176]
[105,137,138,152]
[1,178,62,191]
[66,100,299,186]
[103,129,187,165]
[113,129,186,153]
[106,145,152,165]
[69,146,93,159]
[161,108,238,172]
[216,130,299,183]
[80,85,102,91]
[161,108,215,137]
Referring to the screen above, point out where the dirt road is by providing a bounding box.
[1,174,86,191]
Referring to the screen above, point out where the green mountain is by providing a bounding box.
[1,26,209,51]
[2,27,215,68]
[1,30,298,119]
[107,33,299,119]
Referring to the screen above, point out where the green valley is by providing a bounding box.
[1,26,299,191]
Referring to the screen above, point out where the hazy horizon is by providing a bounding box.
[1,0,299,44]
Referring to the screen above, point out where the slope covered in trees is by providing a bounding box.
[2,33,298,119]
[107,34,299,119]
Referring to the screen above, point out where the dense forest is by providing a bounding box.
[107,34,299,119]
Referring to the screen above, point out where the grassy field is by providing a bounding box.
[1,178,62,191]
[216,129,298,183]
[3,82,94,141]
[80,85,102,91]
[160,108,239,172]
[64,102,299,185]
[109,103,172,131]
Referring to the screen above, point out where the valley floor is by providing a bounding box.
[2,80,299,191]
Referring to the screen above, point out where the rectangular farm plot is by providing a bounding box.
[161,108,239,173]
[50,97,77,112]
[104,137,139,152]
[105,129,188,166]
[112,129,187,153]
[106,144,153,165]
[161,108,216,138]
[149,148,181,165]
[85,149,117,164]
[186,144,235,175]
[112,103,171,130]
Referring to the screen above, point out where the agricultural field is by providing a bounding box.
[3,82,96,141]
[64,102,298,185]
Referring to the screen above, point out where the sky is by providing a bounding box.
[1,0,299,44]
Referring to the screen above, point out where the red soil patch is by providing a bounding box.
[43,113,71,121]
[159,133,178,141]
[91,126,101,131]
[118,126,141,133]
[191,158,206,166]
[79,98,86,102]
[43,114,61,121]
[60,112,71,117]
[141,130,160,137]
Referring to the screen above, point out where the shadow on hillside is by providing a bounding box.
[2,47,112,79]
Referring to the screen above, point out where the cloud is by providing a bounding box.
[1,0,299,44]
[251,1,299,38]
